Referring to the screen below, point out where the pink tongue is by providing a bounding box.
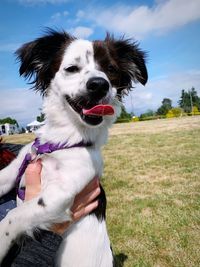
[83,104,114,116]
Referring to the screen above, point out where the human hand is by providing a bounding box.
[25,160,100,234]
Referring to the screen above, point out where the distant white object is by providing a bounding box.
[0,123,19,135]
[26,120,45,132]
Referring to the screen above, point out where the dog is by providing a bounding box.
[0,29,147,266]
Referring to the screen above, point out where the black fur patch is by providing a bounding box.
[90,184,106,221]
[5,232,9,236]
[37,198,46,207]
[93,34,148,97]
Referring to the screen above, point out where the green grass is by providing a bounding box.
[102,123,200,267]
[3,117,200,267]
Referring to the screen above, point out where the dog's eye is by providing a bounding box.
[108,65,117,74]
[64,66,80,73]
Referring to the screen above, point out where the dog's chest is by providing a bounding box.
[40,147,103,191]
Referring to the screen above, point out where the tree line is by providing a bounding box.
[138,87,200,122]
[0,117,19,126]
[117,87,200,123]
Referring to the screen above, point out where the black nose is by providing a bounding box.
[86,77,109,98]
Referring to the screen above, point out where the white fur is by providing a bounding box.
[58,217,113,267]
[0,39,121,266]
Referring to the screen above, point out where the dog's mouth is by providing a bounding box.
[65,95,114,126]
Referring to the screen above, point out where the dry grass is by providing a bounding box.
[103,116,200,267]
[2,116,200,267]
[109,116,200,135]
[2,133,35,144]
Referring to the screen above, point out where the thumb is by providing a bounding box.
[25,160,42,186]
[25,160,42,201]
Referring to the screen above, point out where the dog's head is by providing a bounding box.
[16,29,147,127]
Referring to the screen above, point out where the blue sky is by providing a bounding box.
[0,0,200,126]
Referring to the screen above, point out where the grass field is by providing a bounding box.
[3,116,200,267]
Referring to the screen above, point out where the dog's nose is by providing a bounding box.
[86,77,109,97]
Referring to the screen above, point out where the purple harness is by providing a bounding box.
[16,138,92,200]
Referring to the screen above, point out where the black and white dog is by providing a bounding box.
[0,29,147,266]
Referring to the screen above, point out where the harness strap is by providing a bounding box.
[16,138,92,200]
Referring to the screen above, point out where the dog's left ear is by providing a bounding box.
[106,35,148,91]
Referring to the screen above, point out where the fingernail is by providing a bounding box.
[95,187,101,195]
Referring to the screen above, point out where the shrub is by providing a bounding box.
[187,106,200,116]
[116,118,131,123]
[132,116,139,122]
[139,116,157,121]
[192,106,200,115]
[166,110,174,118]
[166,107,183,118]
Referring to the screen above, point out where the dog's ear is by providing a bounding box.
[16,29,74,95]
[105,34,148,93]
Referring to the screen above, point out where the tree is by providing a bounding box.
[178,89,190,113]
[37,112,45,122]
[116,106,132,123]
[140,109,154,119]
[0,117,18,126]
[178,87,200,112]
[190,87,200,110]
[157,98,172,115]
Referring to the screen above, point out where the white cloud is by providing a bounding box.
[51,12,61,20]
[0,88,42,126]
[63,11,69,16]
[70,26,93,39]
[18,0,70,5]
[76,10,85,19]
[75,10,86,22]
[124,69,200,114]
[87,0,200,39]
[51,11,69,22]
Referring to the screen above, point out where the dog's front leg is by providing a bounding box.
[0,182,74,262]
[0,144,32,197]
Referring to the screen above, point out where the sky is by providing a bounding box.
[0,0,200,126]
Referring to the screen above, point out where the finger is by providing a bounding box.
[73,200,99,222]
[72,185,100,212]
[78,177,99,198]
[73,177,99,205]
